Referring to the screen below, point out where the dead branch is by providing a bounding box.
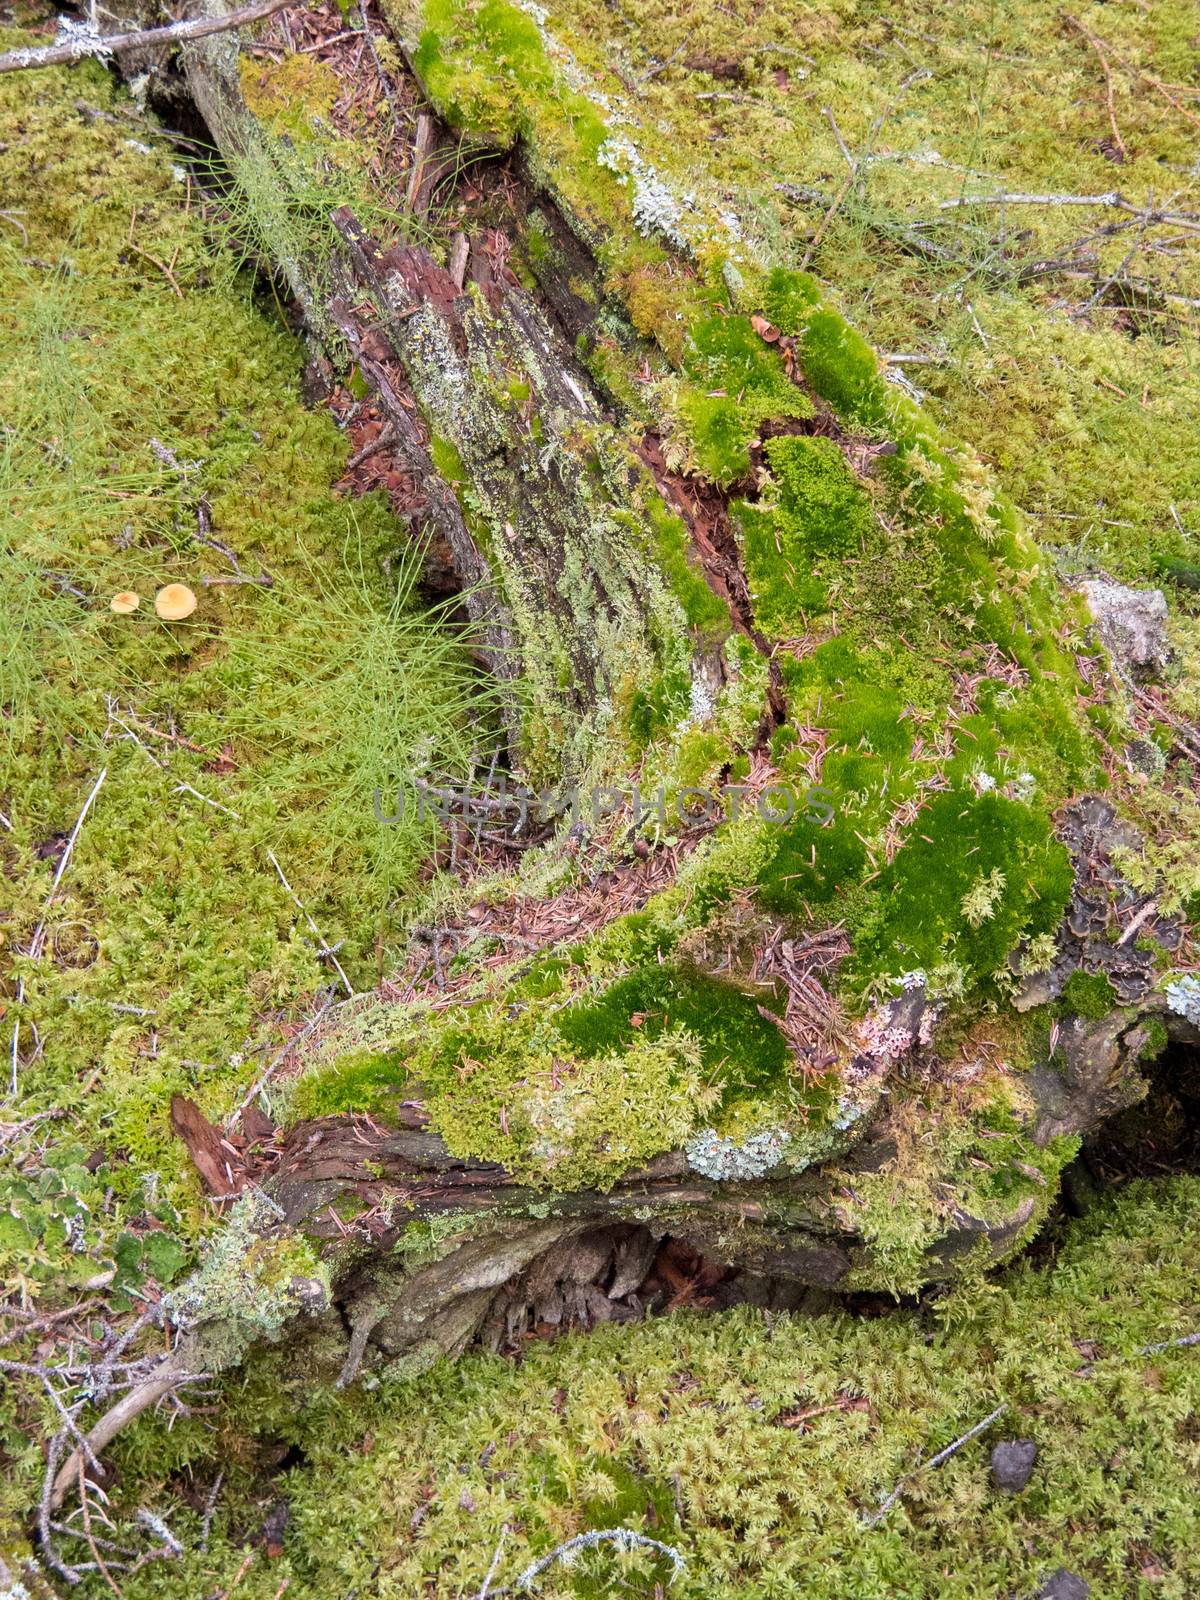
[1064,13,1128,162]
[266,849,353,997]
[224,992,336,1130]
[493,1528,685,1594]
[28,766,107,961]
[49,1355,197,1512]
[0,0,293,74]
[939,192,1200,233]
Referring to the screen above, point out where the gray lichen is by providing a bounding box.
[165,1189,328,1351]
[1165,974,1200,1026]
[685,1127,790,1181]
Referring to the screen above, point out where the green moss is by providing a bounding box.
[680,313,813,485]
[585,904,683,969]
[797,307,884,423]
[849,791,1074,995]
[1138,1016,1170,1062]
[413,0,552,140]
[759,266,822,332]
[622,663,692,749]
[556,963,789,1103]
[740,435,874,632]
[238,51,340,138]
[673,726,731,788]
[634,493,730,638]
[757,812,869,915]
[1058,971,1119,1022]
[291,1050,407,1118]
[0,60,474,1273]
[508,953,573,1000]
[425,1019,706,1188]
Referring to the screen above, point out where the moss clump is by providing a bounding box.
[620,662,692,749]
[739,435,874,630]
[238,51,340,137]
[757,812,869,915]
[413,0,554,141]
[796,306,884,423]
[556,963,790,1101]
[1058,970,1119,1022]
[291,1050,408,1119]
[633,493,731,639]
[679,313,813,485]
[849,791,1074,995]
[427,1022,707,1188]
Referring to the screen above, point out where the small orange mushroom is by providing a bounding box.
[110,591,141,615]
[154,583,198,621]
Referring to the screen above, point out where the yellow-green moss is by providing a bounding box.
[86,1176,1200,1598]
[0,59,472,1278]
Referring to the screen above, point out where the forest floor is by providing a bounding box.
[2,0,1200,1595]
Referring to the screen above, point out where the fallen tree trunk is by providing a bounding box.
[52,0,1197,1498]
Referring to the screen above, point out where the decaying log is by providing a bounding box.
[46,0,1189,1519]
[167,0,1181,1327]
[327,205,719,780]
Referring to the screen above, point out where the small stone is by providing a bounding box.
[989,1437,1038,1492]
[1038,1569,1089,1600]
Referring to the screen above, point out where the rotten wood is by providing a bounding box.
[404,109,458,214]
[329,205,727,773]
[170,1095,244,1199]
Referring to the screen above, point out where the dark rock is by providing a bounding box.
[989,1437,1037,1491]
[1038,1569,1089,1600]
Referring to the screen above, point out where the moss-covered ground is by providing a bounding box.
[77,1177,1200,1599]
[0,51,476,1310]
[3,0,1200,1591]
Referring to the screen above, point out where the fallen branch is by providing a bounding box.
[1058,13,1200,135]
[504,1528,686,1593]
[224,992,336,1129]
[775,184,1100,286]
[0,0,293,74]
[479,1526,508,1600]
[49,1355,204,1511]
[1137,1330,1200,1356]
[266,849,353,997]
[939,192,1200,233]
[800,108,857,271]
[28,766,107,961]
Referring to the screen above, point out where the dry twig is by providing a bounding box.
[0,0,293,73]
[862,1403,1008,1526]
[1064,13,1128,162]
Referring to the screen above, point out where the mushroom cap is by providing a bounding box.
[154,583,198,621]
[110,591,141,615]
